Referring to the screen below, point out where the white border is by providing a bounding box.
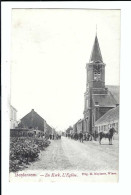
[2,1,131,195]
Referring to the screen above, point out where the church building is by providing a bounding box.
[83,34,119,134]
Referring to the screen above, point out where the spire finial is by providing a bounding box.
[89,26,103,63]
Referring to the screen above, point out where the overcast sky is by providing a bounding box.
[11,9,120,131]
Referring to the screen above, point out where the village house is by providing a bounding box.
[10,105,18,129]
[95,105,119,135]
[18,109,53,135]
[18,109,46,131]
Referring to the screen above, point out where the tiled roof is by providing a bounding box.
[95,106,119,125]
[21,109,45,121]
[90,35,103,63]
[92,92,117,107]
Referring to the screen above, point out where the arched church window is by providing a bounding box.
[94,71,101,80]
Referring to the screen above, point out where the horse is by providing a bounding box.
[98,128,116,145]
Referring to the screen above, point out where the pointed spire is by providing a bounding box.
[89,35,103,63]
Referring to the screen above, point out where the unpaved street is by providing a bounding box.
[28,136,118,171]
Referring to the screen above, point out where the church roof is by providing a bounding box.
[95,106,119,126]
[92,92,117,107]
[106,85,120,104]
[90,35,103,63]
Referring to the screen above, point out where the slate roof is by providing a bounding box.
[106,85,120,104]
[21,109,45,121]
[92,85,119,107]
[95,106,119,125]
[90,35,103,63]
[92,91,117,107]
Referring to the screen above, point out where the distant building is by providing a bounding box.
[73,119,85,134]
[66,126,73,135]
[73,123,77,134]
[83,34,119,133]
[10,105,18,129]
[57,130,62,135]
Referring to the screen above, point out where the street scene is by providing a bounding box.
[28,136,118,171]
[9,9,120,182]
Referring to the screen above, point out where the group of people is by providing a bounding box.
[66,131,95,143]
[49,134,61,140]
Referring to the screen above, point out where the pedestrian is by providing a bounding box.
[79,131,83,143]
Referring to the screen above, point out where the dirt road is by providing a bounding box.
[28,136,118,171]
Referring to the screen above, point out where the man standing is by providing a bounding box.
[79,131,83,143]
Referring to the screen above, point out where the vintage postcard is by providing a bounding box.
[9,8,120,182]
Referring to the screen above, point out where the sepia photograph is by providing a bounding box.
[2,7,120,183]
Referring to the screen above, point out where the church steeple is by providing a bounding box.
[86,34,106,90]
[89,35,103,63]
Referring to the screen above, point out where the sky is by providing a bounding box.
[11,9,120,131]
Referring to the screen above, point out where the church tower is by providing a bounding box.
[83,34,113,133]
[86,35,105,89]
